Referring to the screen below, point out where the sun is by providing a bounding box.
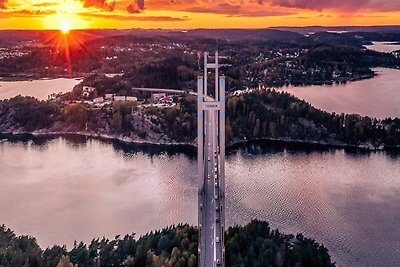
[60,22,70,34]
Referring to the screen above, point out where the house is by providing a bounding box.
[114,96,126,101]
[126,96,138,102]
[153,93,166,102]
[93,97,104,104]
[82,86,96,92]
[159,96,173,104]
[105,94,114,100]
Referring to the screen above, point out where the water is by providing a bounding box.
[1,136,399,266]
[365,41,400,53]
[279,68,400,119]
[0,78,82,101]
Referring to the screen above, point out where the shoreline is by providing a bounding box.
[0,67,386,86]
[1,130,399,153]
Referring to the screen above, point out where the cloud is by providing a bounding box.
[186,2,294,17]
[0,9,57,18]
[80,0,116,11]
[126,0,145,14]
[0,0,7,9]
[267,0,400,12]
[33,2,59,7]
[79,12,188,21]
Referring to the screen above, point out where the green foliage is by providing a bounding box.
[2,90,399,149]
[0,225,42,267]
[145,93,197,142]
[0,221,335,267]
[112,101,137,131]
[225,89,400,147]
[226,220,334,267]
[0,96,59,131]
[62,103,88,128]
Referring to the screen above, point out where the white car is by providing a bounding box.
[216,237,220,243]
[208,157,210,161]
[215,182,218,187]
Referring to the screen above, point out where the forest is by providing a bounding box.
[2,30,400,89]
[0,220,335,267]
[1,89,400,150]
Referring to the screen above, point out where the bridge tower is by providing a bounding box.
[198,51,226,267]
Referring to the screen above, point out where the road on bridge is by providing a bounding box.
[200,107,223,267]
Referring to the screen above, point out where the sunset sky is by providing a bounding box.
[0,0,400,30]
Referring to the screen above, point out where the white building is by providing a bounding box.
[114,96,126,101]
[105,94,114,100]
[126,96,138,102]
[93,97,104,104]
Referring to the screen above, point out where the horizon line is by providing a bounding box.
[1,24,400,31]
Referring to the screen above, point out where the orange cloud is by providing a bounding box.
[80,0,116,11]
[185,3,295,17]
[0,9,57,18]
[1,0,400,29]
[267,0,400,12]
[126,0,145,14]
[0,0,7,9]
[33,2,59,7]
[79,11,187,21]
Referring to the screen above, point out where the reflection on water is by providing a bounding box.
[279,68,400,119]
[1,137,400,266]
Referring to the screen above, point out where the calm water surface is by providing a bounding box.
[1,137,399,267]
[0,78,82,100]
[279,68,400,118]
[365,41,400,53]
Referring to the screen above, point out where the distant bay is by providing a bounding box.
[365,41,400,53]
[279,68,400,119]
[0,78,82,101]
